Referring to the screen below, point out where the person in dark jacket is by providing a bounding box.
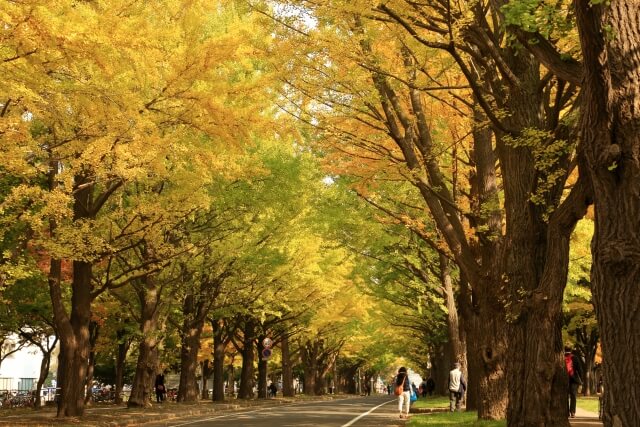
[426,376,436,396]
[565,347,583,418]
[154,373,165,403]
[395,367,411,419]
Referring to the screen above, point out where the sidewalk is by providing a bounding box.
[569,407,602,427]
[0,396,345,427]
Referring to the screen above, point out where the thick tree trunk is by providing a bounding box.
[504,166,590,427]
[463,314,480,410]
[128,337,158,407]
[46,170,77,417]
[474,282,509,420]
[303,363,317,396]
[53,260,93,417]
[502,188,572,427]
[440,254,470,407]
[300,342,318,396]
[177,322,203,402]
[342,365,357,394]
[281,335,294,397]
[314,374,325,396]
[128,279,161,408]
[441,255,466,366]
[177,294,205,403]
[238,320,256,399]
[493,44,585,424]
[576,4,640,425]
[458,275,478,410]
[431,343,451,395]
[212,320,225,402]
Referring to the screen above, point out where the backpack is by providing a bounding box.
[565,354,574,378]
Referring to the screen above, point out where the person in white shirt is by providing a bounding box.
[448,362,467,412]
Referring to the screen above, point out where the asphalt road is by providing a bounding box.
[148,395,406,427]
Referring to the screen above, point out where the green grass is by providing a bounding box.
[577,396,600,413]
[412,396,450,409]
[408,411,506,427]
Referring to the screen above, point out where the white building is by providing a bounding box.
[0,334,56,392]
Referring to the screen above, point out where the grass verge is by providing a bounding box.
[408,411,506,427]
[411,396,450,409]
[577,396,600,413]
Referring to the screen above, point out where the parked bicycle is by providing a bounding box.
[0,390,34,409]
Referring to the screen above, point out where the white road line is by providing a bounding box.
[340,399,396,427]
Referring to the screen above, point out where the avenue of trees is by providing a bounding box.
[0,1,638,427]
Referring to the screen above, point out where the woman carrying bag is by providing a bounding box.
[394,367,411,419]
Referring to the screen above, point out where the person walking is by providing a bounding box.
[564,347,583,418]
[448,362,466,412]
[154,373,165,403]
[395,367,411,419]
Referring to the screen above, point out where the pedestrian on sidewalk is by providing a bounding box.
[395,367,411,419]
[448,362,466,412]
[565,347,583,419]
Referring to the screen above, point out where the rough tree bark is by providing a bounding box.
[212,319,226,402]
[300,341,318,396]
[128,276,162,408]
[237,319,256,399]
[177,293,206,403]
[431,343,452,395]
[441,255,466,368]
[575,3,640,425]
[281,335,294,397]
[54,259,92,417]
[440,254,469,396]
